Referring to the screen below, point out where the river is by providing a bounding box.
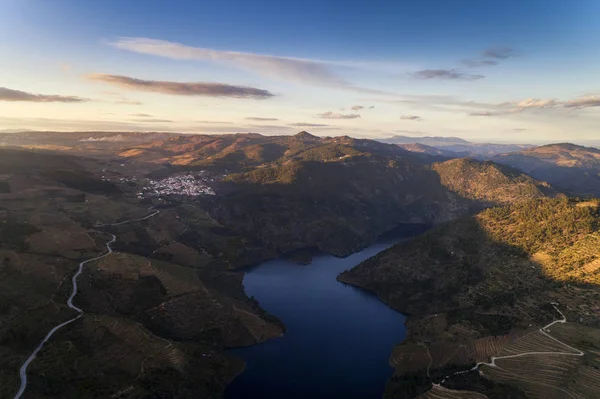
[226,226,426,399]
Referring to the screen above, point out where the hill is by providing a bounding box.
[431,158,556,205]
[494,143,600,196]
[339,197,600,398]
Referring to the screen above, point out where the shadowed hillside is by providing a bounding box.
[112,132,557,258]
[339,197,600,398]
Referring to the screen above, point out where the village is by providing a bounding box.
[101,171,219,199]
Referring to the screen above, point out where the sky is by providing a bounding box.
[1,0,599,144]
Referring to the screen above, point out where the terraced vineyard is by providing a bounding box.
[141,258,207,296]
[84,314,188,373]
[390,333,525,376]
[419,385,488,399]
[429,307,599,399]
[482,355,582,399]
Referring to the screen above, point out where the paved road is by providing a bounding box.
[13,210,159,399]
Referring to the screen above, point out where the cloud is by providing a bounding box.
[0,87,89,103]
[108,37,389,95]
[515,98,557,108]
[469,108,523,116]
[195,120,232,124]
[115,99,142,105]
[469,111,497,116]
[245,117,279,121]
[412,69,484,80]
[87,74,275,99]
[317,112,361,120]
[564,96,600,109]
[288,123,330,127]
[462,47,517,68]
[130,113,153,117]
[131,118,174,123]
[369,105,375,109]
[248,124,293,130]
[513,128,527,131]
[462,59,498,67]
[400,115,422,121]
[483,46,516,60]
[351,105,364,111]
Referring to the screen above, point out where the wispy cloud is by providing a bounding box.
[131,118,174,123]
[130,113,153,117]
[412,69,484,81]
[379,91,600,119]
[483,46,517,60]
[0,87,89,103]
[288,122,330,127]
[468,95,596,116]
[469,111,498,116]
[515,98,557,108]
[88,74,275,99]
[108,37,390,95]
[400,115,422,121]
[462,59,499,67]
[248,124,293,130]
[196,120,232,124]
[351,105,364,111]
[245,117,279,121]
[564,96,600,109]
[115,99,142,105]
[317,111,361,119]
[462,46,518,67]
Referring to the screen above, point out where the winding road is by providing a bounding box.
[13,210,160,399]
[433,303,584,387]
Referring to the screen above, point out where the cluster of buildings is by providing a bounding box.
[137,174,217,199]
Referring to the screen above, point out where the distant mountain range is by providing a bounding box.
[493,143,600,196]
[378,135,534,158]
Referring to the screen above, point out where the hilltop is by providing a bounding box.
[339,197,600,398]
[494,143,600,196]
[431,158,556,205]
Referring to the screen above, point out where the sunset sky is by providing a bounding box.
[1,0,599,143]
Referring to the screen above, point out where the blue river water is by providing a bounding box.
[226,232,416,399]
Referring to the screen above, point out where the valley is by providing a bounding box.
[1,131,599,398]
